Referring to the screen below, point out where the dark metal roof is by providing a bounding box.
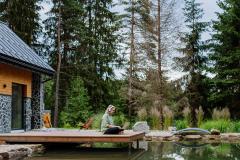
[0,22,54,75]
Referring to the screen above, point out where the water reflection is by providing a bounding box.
[28,142,240,160]
[139,142,240,160]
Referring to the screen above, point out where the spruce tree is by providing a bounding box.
[209,0,240,116]
[0,0,41,48]
[175,0,207,126]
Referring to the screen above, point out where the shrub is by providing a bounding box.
[163,106,174,130]
[114,112,127,127]
[232,121,240,133]
[91,113,104,130]
[137,108,148,121]
[175,120,187,130]
[150,107,161,129]
[196,106,204,127]
[200,120,234,133]
[212,107,230,120]
[60,78,91,128]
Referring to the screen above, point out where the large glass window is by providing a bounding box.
[12,83,24,130]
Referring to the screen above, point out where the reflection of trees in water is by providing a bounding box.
[138,142,240,160]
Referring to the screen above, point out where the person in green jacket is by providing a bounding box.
[101,105,124,134]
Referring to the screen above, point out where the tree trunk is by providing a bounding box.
[128,0,136,122]
[54,1,61,127]
[157,0,163,130]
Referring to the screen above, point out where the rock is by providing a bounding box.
[184,135,202,140]
[211,129,220,135]
[168,126,177,132]
[132,121,150,133]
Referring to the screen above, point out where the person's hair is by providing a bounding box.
[106,105,116,113]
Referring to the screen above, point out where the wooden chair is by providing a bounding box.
[79,117,94,129]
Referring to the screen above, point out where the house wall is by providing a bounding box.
[0,63,33,133]
[31,73,44,129]
[0,63,32,97]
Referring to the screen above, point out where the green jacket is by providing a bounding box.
[100,113,114,132]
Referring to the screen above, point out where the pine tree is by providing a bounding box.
[175,0,208,126]
[0,0,41,48]
[209,0,240,116]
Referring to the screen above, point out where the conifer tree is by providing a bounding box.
[209,0,240,116]
[175,0,207,126]
[0,0,41,48]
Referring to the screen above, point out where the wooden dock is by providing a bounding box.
[0,130,144,144]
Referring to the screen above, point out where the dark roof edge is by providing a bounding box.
[0,53,55,76]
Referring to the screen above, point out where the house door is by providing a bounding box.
[12,83,24,130]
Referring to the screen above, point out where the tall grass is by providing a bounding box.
[183,106,191,126]
[212,107,230,120]
[163,106,174,130]
[150,107,161,129]
[196,106,204,127]
[137,108,148,121]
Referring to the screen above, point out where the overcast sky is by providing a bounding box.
[40,0,221,80]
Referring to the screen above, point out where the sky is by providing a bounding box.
[39,0,221,81]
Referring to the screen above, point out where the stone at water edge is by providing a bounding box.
[184,135,202,140]
[132,121,150,133]
[211,129,220,135]
[168,126,177,132]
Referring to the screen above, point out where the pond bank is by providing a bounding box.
[0,144,44,160]
[145,131,240,143]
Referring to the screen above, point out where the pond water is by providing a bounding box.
[28,141,240,160]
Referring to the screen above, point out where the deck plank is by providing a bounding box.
[0,130,145,143]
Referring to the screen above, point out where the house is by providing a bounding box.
[0,22,54,133]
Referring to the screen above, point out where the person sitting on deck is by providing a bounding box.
[101,105,124,134]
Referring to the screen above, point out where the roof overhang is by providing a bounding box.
[0,53,55,76]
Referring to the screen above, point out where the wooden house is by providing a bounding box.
[0,22,54,133]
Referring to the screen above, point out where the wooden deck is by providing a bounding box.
[0,130,145,144]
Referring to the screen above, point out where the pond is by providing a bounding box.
[28,141,240,160]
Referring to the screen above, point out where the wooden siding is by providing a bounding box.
[0,63,32,97]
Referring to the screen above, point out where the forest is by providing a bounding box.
[0,0,239,131]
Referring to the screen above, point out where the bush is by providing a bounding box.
[175,120,188,130]
[232,121,240,133]
[114,112,127,127]
[91,113,104,130]
[60,78,92,128]
[200,120,234,133]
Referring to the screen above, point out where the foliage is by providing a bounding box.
[137,108,148,121]
[174,0,208,127]
[200,120,233,133]
[114,112,127,127]
[91,112,104,130]
[196,106,204,127]
[182,106,191,126]
[44,0,123,121]
[163,106,174,130]
[175,120,188,130]
[59,78,91,128]
[0,0,42,49]
[208,0,240,117]
[149,107,161,130]
[212,107,230,120]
